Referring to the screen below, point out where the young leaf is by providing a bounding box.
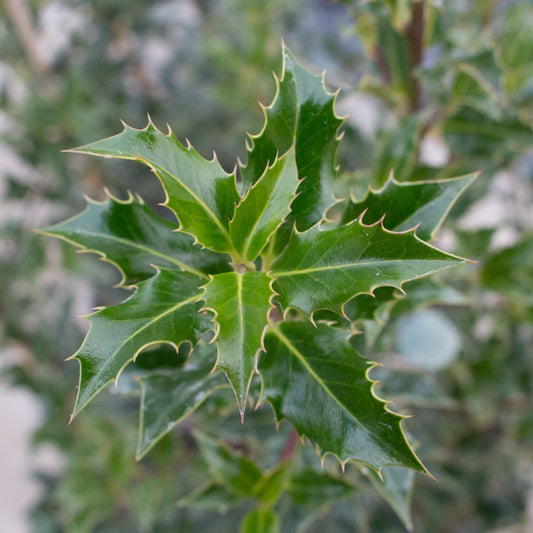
[136,342,227,459]
[40,192,228,285]
[272,220,468,316]
[71,269,208,417]
[241,508,279,533]
[241,44,343,231]
[68,121,240,255]
[202,271,274,416]
[260,321,426,473]
[229,147,298,262]
[194,431,263,496]
[288,469,355,508]
[343,173,478,241]
[254,461,292,507]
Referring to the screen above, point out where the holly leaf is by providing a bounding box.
[40,192,228,285]
[194,431,263,496]
[68,120,240,254]
[240,44,343,231]
[70,269,208,417]
[241,508,279,533]
[272,220,468,316]
[365,466,415,531]
[230,147,298,262]
[372,116,421,187]
[260,321,426,473]
[343,173,478,241]
[202,272,274,416]
[136,342,227,459]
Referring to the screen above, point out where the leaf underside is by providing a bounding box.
[260,321,426,473]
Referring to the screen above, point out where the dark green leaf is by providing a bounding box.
[344,173,478,241]
[230,147,299,262]
[272,220,468,316]
[240,45,343,230]
[194,431,263,497]
[68,121,240,254]
[136,342,227,459]
[71,269,208,417]
[241,508,279,533]
[40,192,228,285]
[202,271,274,415]
[260,322,426,473]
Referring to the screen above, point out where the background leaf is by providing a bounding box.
[194,431,263,497]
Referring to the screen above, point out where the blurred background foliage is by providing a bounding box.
[1,0,532,531]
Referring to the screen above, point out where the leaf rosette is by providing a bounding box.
[42,44,473,477]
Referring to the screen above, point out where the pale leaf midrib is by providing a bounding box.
[273,258,455,277]
[271,327,394,450]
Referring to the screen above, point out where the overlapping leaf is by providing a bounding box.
[71,269,208,417]
[343,173,479,241]
[272,220,468,316]
[68,120,240,254]
[40,193,228,285]
[240,44,343,230]
[366,466,415,531]
[260,321,425,472]
[136,342,227,459]
[202,272,274,415]
[229,147,298,262]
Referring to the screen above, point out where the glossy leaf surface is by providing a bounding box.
[202,271,274,415]
[69,121,240,254]
[272,220,467,316]
[344,173,478,241]
[41,193,227,284]
[260,322,425,472]
[136,342,226,459]
[71,270,208,416]
[230,148,298,262]
[240,44,343,230]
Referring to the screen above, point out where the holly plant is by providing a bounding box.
[41,45,473,500]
